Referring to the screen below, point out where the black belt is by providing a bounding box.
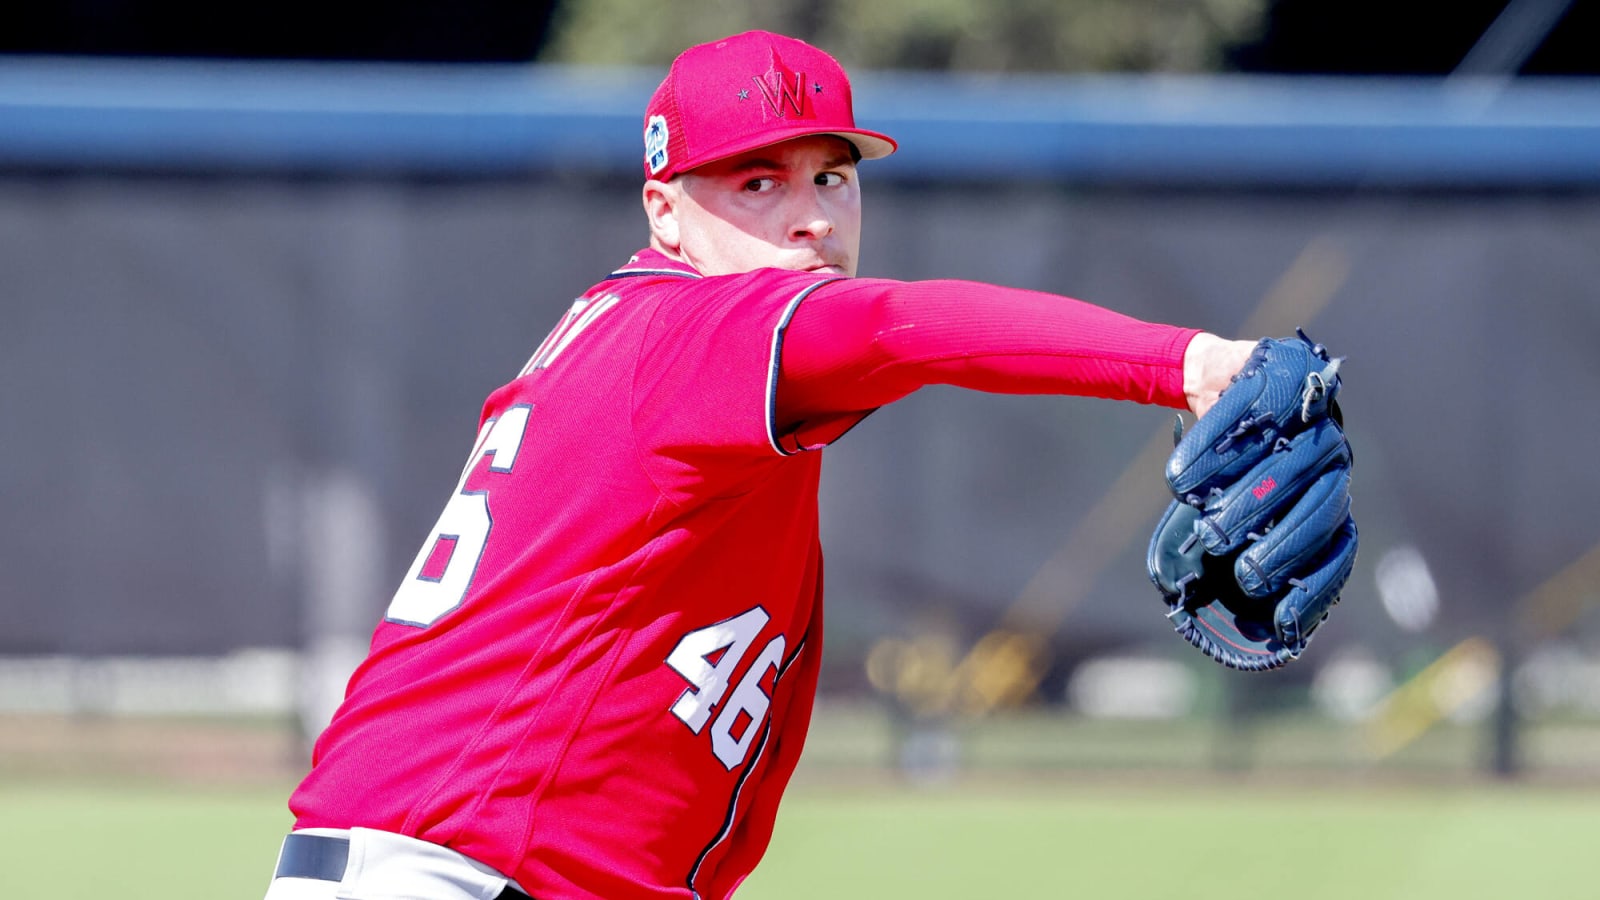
[275,833,533,900]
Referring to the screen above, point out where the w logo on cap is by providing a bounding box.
[752,51,815,119]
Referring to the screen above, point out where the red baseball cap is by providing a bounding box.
[643,31,897,181]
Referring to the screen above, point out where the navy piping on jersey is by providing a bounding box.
[685,631,810,899]
[765,278,844,456]
[604,267,701,281]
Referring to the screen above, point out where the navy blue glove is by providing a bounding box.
[1147,330,1358,671]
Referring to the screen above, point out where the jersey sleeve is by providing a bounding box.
[774,277,1201,449]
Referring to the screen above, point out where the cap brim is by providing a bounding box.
[832,129,897,160]
[676,126,897,178]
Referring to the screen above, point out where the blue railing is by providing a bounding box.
[3,56,1599,185]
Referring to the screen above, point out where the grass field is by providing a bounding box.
[2,777,1596,899]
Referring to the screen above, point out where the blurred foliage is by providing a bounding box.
[543,0,1270,72]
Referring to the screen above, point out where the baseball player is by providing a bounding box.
[263,30,1259,900]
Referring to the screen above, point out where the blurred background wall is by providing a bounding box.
[3,0,1599,783]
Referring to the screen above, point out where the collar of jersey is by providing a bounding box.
[607,248,703,280]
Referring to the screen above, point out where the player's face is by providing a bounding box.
[654,136,863,277]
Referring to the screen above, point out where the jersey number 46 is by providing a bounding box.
[666,607,786,771]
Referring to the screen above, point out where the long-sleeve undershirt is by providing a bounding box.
[775,277,1199,446]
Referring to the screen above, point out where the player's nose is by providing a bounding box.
[788,184,834,242]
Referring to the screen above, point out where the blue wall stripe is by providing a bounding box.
[3,57,1599,185]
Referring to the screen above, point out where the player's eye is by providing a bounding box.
[743,177,778,193]
[815,171,847,187]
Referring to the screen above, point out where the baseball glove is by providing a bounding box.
[1147,329,1357,671]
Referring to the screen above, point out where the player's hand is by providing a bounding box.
[1182,333,1257,420]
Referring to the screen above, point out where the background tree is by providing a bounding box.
[542,0,1269,72]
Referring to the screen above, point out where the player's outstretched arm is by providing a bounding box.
[775,277,1203,432]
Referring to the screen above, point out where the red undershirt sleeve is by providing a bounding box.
[774,277,1200,450]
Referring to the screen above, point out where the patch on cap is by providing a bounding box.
[645,114,670,176]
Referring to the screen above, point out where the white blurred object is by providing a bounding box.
[0,649,297,715]
[1067,656,1195,720]
[298,467,387,741]
[1375,545,1440,633]
[1310,650,1393,721]
[1515,644,1600,716]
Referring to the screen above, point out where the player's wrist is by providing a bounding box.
[1182,332,1256,419]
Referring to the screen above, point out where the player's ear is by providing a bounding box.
[642,179,681,252]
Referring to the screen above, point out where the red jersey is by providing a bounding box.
[290,249,1198,899]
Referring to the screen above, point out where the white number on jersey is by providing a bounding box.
[711,633,785,769]
[666,607,786,770]
[386,405,531,627]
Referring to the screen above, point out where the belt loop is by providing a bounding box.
[272,831,534,898]
[275,833,351,882]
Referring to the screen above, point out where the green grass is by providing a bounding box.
[747,781,1600,899]
[1,778,1596,899]
[0,780,294,897]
